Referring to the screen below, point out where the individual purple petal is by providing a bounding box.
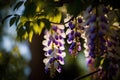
[89,51,95,58]
[89,15,96,22]
[49,58,56,64]
[53,39,58,45]
[75,32,81,37]
[68,22,72,26]
[58,49,62,54]
[69,22,75,29]
[78,18,82,23]
[87,58,92,64]
[107,41,113,47]
[89,44,95,51]
[80,26,85,30]
[57,56,63,61]
[58,42,63,46]
[68,35,74,41]
[69,49,73,54]
[69,42,76,49]
[48,49,53,54]
[52,26,57,31]
[45,67,49,73]
[70,30,74,35]
[101,23,108,30]
[100,15,107,23]
[98,30,105,37]
[100,37,106,43]
[57,65,61,73]
[100,45,106,51]
[60,29,64,33]
[59,35,63,39]
[78,45,81,51]
[47,40,52,46]
[89,34,96,40]
[49,35,53,40]
[55,35,59,40]
[89,26,96,33]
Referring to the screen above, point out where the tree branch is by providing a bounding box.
[74,69,100,80]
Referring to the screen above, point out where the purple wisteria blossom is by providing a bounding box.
[66,17,82,56]
[42,24,66,76]
[82,5,120,80]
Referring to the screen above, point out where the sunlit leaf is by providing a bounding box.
[100,58,105,66]
[9,17,16,26]
[20,16,28,23]
[41,18,51,30]
[46,12,62,23]
[28,31,33,42]
[24,21,31,33]
[39,22,45,35]
[23,32,28,40]
[33,22,40,34]
[13,1,24,11]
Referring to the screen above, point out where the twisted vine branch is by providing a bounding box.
[74,69,100,80]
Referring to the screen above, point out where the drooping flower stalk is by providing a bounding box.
[42,24,66,77]
[83,5,116,78]
[68,5,120,79]
[66,17,82,56]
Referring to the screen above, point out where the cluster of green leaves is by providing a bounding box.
[5,0,62,42]
[3,0,120,42]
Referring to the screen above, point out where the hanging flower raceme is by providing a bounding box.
[82,5,97,63]
[102,22,120,79]
[42,24,66,77]
[65,17,82,56]
[81,4,120,80]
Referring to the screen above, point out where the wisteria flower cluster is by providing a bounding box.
[42,4,120,80]
[42,24,66,76]
[66,17,82,56]
[81,5,120,79]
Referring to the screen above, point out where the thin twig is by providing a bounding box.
[74,69,100,80]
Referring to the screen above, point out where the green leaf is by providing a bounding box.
[17,26,26,41]
[9,17,16,26]
[23,2,37,17]
[15,16,20,25]
[24,21,31,33]
[2,15,12,24]
[102,58,110,70]
[94,57,103,68]
[13,1,24,11]
[41,18,51,30]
